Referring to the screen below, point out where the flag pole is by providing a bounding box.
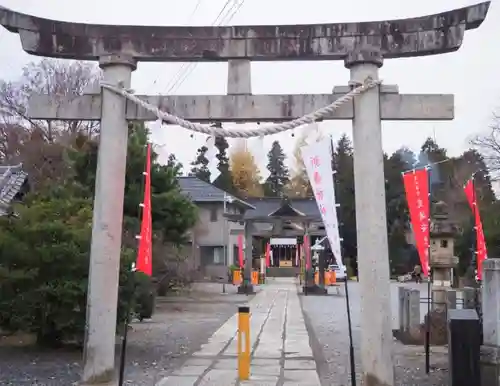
[425,165,432,374]
[330,137,356,386]
[118,142,149,386]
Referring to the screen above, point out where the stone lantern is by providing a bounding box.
[430,201,460,311]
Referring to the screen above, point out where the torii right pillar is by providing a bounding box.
[345,49,395,385]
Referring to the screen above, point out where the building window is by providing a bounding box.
[440,239,448,248]
[200,246,225,265]
[210,207,217,222]
[213,247,224,264]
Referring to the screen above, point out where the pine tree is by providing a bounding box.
[264,141,289,197]
[189,145,210,182]
[420,137,447,165]
[460,149,495,204]
[213,135,234,193]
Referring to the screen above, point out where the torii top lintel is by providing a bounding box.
[0,2,489,62]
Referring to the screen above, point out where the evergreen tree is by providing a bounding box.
[420,137,448,164]
[332,134,356,263]
[0,123,198,345]
[189,145,210,182]
[418,137,448,189]
[213,135,234,193]
[166,153,183,175]
[394,147,417,170]
[460,149,496,205]
[264,141,289,197]
[72,123,197,245]
[384,150,411,274]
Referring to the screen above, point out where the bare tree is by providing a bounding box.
[0,59,101,187]
[471,113,500,180]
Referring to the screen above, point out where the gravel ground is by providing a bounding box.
[301,281,449,386]
[0,282,246,386]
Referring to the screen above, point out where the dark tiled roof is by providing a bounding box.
[177,176,254,209]
[0,163,28,216]
[268,202,306,217]
[243,197,320,220]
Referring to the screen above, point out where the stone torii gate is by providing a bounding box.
[0,3,490,385]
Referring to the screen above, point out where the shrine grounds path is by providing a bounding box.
[303,281,448,386]
[0,280,448,385]
[0,283,244,386]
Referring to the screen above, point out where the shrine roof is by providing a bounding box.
[243,197,320,221]
[178,176,254,209]
[0,2,490,61]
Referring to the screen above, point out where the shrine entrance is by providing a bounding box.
[269,237,298,268]
[232,197,326,277]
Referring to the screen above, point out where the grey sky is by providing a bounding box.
[0,0,498,175]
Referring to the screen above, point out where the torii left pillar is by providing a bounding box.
[82,54,137,385]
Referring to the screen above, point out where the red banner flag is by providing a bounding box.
[265,243,271,268]
[403,168,430,277]
[238,235,244,268]
[136,143,153,276]
[464,178,487,280]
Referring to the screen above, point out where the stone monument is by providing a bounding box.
[430,201,459,311]
[0,3,490,385]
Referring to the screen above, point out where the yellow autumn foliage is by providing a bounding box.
[230,141,263,197]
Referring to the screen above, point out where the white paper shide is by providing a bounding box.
[300,137,344,268]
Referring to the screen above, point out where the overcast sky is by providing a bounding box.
[0,0,498,176]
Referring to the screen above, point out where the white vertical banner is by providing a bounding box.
[300,137,344,268]
[303,122,322,145]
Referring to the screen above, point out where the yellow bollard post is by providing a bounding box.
[238,306,250,380]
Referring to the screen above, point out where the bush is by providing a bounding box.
[133,272,155,321]
[0,196,141,347]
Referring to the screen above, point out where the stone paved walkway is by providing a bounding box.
[156,278,320,386]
